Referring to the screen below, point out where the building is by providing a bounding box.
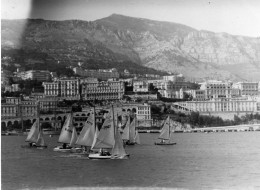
[233,82,259,96]
[73,67,119,81]
[30,92,45,100]
[81,81,125,101]
[133,81,150,92]
[5,97,22,104]
[43,81,60,97]
[163,74,184,82]
[4,84,21,92]
[1,104,19,118]
[1,101,38,118]
[43,78,80,100]
[200,80,232,100]
[80,78,98,84]
[173,97,258,113]
[39,97,58,112]
[184,89,206,101]
[60,78,80,100]
[16,70,51,82]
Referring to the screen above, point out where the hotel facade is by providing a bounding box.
[81,81,125,101]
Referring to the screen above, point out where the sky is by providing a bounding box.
[1,0,260,37]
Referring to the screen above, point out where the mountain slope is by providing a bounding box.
[2,14,260,81]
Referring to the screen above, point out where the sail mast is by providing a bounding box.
[112,105,115,138]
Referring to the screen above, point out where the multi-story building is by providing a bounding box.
[233,82,259,96]
[30,92,45,100]
[133,81,150,92]
[42,81,60,97]
[16,70,51,82]
[81,81,125,101]
[73,67,119,81]
[43,78,80,100]
[173,97,258,113]
[80,78,98,84]
[135,103,152,120]
[1,101,38,118]
[163,74,184,82]
[5,97,22,104]
[60,78,80,100]
[39,97,58,112]
[200,80,232,100]
[184,89,206,101]
[1,104,19,118]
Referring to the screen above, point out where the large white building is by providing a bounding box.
[43,78,80,100]
[133,81,150,92]
[73,67,119,81]
[81,81,125,101]
[233,82,259,96]
[173,97,258,113]
[16,70,51,82]
[200,80,232,99]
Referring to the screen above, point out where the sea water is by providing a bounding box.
[2,132,260,190]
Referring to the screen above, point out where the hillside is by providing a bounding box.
[2,14,260,81]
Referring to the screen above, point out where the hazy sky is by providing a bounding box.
[2,0,260,37]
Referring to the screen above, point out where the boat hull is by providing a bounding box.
[53,146,72,152]
[111,154,130,159]
[88,153,111,159]
[125,142,136,146]
[154,142,177,145]
[53,146,82,153]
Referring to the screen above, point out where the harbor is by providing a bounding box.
[2,132,260,190]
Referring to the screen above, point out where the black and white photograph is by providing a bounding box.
[1,0,260,189]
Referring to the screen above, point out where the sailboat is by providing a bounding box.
[122,116,140,145]
[35,127,48,149]
[134,130,141,144]
[88,106,130,159]
[53,113,82,152]
[23,101,47,148]
[154,116,176,145]
[75,108,98,154]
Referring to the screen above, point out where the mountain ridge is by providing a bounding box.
[2,14,260,81]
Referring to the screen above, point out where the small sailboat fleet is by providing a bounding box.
[155,116,177,145]
[21,103,178,158]
[53,113,82,152]
[122,116,140,145]
[88,106,129,159]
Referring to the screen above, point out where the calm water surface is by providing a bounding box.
[2,132,260,190]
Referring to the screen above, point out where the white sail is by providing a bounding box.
[158,116,170,140]
[129,117,136,143]
[76,110,96,147]
[134,131,141,144]
[58,114,73,144]
[111,127,128,159]
[92,110,115,149]
[69,127,78,147]
[25,121,39,143]
[36,129,47,147]
[121,117,130,141]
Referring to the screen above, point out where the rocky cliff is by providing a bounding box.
[2,14,260,81]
